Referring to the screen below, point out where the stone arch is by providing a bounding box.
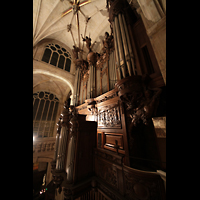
[33,69,74,105]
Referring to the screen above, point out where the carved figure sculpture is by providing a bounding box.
[116,76,162,127]
[72,45,82,59]
[129,88,162,126]
[102,32,114,54]
[81,34,91,52]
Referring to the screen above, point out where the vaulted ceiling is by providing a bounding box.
[33,0,111,53]
[33,0,111,104]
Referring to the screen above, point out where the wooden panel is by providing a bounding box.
[97,132,102,148]
[94,148,165,200]
[97,105,121,129]
[74,115,97,183]
[105,134,123,149]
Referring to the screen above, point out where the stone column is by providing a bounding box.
[136,0,166,84]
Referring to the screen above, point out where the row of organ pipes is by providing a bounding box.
[53,1,138,182]
[113,12,137,78]
[72,10,137,106]
[53,103,77,183]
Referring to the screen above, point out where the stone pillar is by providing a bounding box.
[136,0,166,84]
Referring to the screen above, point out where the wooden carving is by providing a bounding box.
[96,159,117,188]
[81,34,92,52]
[108,0,127,22]
[102,31,114,55]
[87,51,97,66]
[72,45,83,59]
[115,75,162,127]
[123,167,165,200]
[129,88,162,126]
[98,106,121,128]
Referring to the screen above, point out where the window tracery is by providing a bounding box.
[33,91,59,138]
[41,43,72,72]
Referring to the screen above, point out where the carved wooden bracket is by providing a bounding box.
[115,75,162,127]
[86,99,98,115]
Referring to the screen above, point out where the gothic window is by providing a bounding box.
[41,43,72,72]
[33,91,59,138]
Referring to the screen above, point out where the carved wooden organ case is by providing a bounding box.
[51,0,166,199]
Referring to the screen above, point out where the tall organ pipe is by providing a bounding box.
[112,21,121,80]
[55,104,70,171]
[114,16,126,78]
[121,14,136,75]
[118,13,132,76]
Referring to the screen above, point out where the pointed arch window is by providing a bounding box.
[33,91,59,138]
[41,43,71,72]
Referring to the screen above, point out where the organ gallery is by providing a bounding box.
[33,0,166,199]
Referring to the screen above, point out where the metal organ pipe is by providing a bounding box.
[55,105,70,171]
[93,65,96,97]
[112,21,121,80]
[118,13,132,76]
[76,68,81,105]
[114,16,126,78]
[65,112,78,183]
[54,132,60,162]
[121,14,137,75]
[56,126,69,171]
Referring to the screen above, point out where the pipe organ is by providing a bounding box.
[50,1,166,199]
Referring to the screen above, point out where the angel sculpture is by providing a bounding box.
[81,34,91,52]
